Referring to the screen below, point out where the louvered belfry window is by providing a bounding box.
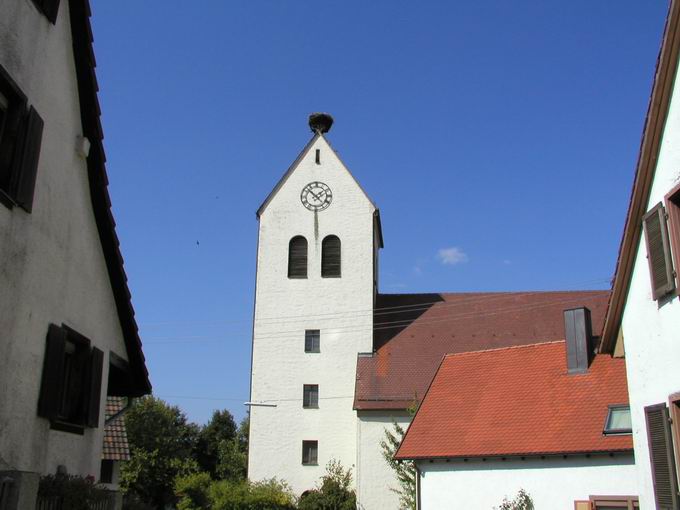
[643,203,676,300]
[321,235,341,278]
[645,403,679,509]
[288,236,308,278]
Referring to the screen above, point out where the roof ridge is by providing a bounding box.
[443,340,564,359]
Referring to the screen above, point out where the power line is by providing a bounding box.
[139,278,611,329]
[143,295,605,344]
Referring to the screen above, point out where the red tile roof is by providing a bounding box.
[354,291,610,410]
[102,397,130,461]
[395,341,632,460]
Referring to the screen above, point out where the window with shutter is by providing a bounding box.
[321,235,341,278]
[37,324,104,433]
[645,403,679,509]
[0,65,43,213]
[666,185,680,286]
[30,0,61,24]
[288,236,308,278]
[643,203,676,300]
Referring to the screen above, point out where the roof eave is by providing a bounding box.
[395,448,635,462]
[601,0,680,353]
[69,0,151,395]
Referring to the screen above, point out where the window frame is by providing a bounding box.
[583,495,639,509]
[303,384,319,409]
[664,182,680,294]
[288,236,308,279]
[603,404,632,436]
[669,392,680,487]
[37,324,104,434]
[304,329,320,353]
[321,235,341,278]
[302,440,318,466]
[0,64,43,213]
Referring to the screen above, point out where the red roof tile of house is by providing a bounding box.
[354,291,610,410]
[102,397,130,461]
[394,341,631,460]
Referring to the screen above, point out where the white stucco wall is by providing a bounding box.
[418,455,637,510]
[619,51,680,510]
[249,135,377,494]
[0,0,129,478]
[356,411,411,510]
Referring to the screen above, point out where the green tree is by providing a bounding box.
[215,416,249,481]
[121,396,200,508]
[297,460,356,510]
[196,409,238,477]
[380,420,416,510]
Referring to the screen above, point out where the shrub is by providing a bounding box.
[175,472,212,510]
[497,489,534,510]
[297,460,356,510]
[38,474,110,510]
[209,478,296,510]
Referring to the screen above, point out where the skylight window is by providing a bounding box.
[603,405,632,435]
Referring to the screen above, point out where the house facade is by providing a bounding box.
[600,1,680,508]
[248,114,622,509]
[0,0,150,507]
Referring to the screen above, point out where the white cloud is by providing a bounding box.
[437,247,469,265]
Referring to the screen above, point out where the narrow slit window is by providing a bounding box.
[288,236,308,278]
[305,330,320,353]
[315,149,320,165]
[321,235,341,278]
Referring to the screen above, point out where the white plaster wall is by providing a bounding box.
[356,411,411,510]
[0,0,129,479]
[619,51,680,510]
[418,455,637,510]
[249,135,376,494]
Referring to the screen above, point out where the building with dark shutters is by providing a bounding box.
[0,1,150,508]
[600,0,680,508]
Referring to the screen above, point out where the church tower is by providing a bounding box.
[248,114,382,493]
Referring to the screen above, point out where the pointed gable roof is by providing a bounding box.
[256,132,383,245]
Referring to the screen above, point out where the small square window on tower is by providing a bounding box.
[302,440,318,465]
[303,384,319,408]
[305,330,320,353]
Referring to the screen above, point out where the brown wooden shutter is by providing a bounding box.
[86,347,104,428]
[12,106,43,212]
[645,404,680,509]
[643,203,676,300]
[288,236,308,278]
[37,324,66,420]
[41,0,61,23]
[321,235,341,277]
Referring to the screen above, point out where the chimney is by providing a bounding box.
[563,307,594,373]
[309,112,334,134]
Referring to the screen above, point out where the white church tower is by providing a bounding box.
[249,113,382,493]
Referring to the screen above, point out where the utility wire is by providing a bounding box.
[139,278,611,329]
[144,295,604,344]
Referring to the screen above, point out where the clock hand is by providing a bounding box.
[309,189,324,202]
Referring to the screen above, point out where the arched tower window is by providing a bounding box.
[321,235,341,278]
[288,236,308,278]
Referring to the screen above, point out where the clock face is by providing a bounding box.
[300,181,333,211]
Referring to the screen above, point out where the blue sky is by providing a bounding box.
[90,1,668,424]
